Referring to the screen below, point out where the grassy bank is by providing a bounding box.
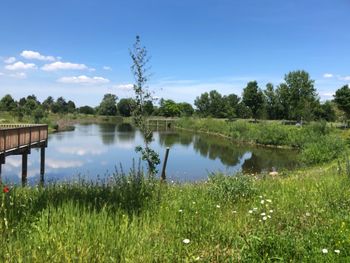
[1,162,350,262]
[176,118,346,165]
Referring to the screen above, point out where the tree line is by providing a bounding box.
[1,70,350,122]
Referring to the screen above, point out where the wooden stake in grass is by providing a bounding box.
[161,147,170,181]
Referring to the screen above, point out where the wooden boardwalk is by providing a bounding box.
[0,124,48,184]
[146,118,177,130]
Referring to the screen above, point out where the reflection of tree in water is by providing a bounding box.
[241,148,298,174]
[193,135,247,166]
[158,131,193,147]
[116,123,136,142]
[99,124,117,145]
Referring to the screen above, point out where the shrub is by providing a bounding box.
[300,135,346,165]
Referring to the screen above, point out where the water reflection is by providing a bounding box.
[2,123,299,184]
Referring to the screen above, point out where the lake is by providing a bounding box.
[1,123,298,184]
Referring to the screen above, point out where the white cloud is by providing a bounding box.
[103,66,112,70]
[5,61,37,71]
[0,72,4,76]
[56,146,106,156]
[10,72,27,79]
[57,75,110,84]
[4,57,16,64]
[41,61,88,71]
[20,50,56,61]
[115,83,134,90]
[323,73,333,78]
[339,76,350,81]
[320,92,334,97]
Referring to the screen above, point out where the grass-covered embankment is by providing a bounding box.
[176,118,346,165]
[1,162,350,262]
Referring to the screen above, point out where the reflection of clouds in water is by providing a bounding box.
[56,146,106,156]
[46,158,84,169]
[115,141,134,150]
[5,157,32,168]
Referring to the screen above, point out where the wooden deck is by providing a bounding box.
[0,124,48,184]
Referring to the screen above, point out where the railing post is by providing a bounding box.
[161,147,170,181]
[22,153,28,186]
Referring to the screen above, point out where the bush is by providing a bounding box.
[300,135,346,165]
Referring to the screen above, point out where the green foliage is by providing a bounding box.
[130,35,160,175]
[0,94,17,111]
[77,105,95,115]
[301,135,346,165]
[242,81,265,119]
[208,173,257,203]
[158,99,181,117]
[334,85,350,119]
[117,98,135,117]
[98,94,118,116]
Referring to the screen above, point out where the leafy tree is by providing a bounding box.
[42,96,54,112]
[78,105,95,115]
[178,102,194,117]
[117,98,135,117]
[264,83,281,119]
[98,94,118,116]
[23,97,39,115]
[51,97,69,114]
[314,101,336,122]
[223,94,240,118]
[67,100,76,113]
[33,107,45,123]
[283,70,318,121]
[242,81,264,120]
[144,100,154,116]
[334,85,350,119]
[130,35,160,175]
[194,92,210,116]
[159,99,181,117]
[0,94,17,111]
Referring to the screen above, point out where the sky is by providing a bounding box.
[0,0,349,106]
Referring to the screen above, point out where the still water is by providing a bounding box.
[2,123,298,184]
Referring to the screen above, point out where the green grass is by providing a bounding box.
[176,118,347,165]
[1,163,350,262]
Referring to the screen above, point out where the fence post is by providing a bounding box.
[161,147,170,181]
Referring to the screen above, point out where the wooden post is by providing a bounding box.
[161,147,170,181]
[40,147,45,175]
[22,153,28,185]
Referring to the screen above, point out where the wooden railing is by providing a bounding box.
[0,124,48,154]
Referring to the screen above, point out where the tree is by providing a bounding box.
[130,35,160,175]
[314,101,336,122]
[194,92,210,116]
[78,105,95,115]
[67,100,76,113]
[42,96,54,112]
[52,97,68,114]
[117,98,135,117]
[283,70,318,121]
[334,85,350,119]
[223,94,240,118]
[0,94,17,111]
[264,83,281,120]
[23,97,39,115]
[178,102,194,117]
[242,81,264,120]
[158,99,181,117]
[98,94,118,116]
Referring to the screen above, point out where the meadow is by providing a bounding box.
[1,160,350,262]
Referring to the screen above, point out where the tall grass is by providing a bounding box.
[1,163,350,261]
[176,118,347,165]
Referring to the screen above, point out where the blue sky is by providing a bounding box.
[0,0,349,106]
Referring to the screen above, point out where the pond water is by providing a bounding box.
[2,123,298,184]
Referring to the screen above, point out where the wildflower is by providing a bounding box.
[269,210,273,213]
[195,256,200,261]
[261,212,266,216]
[179,209,183,213]
[266,199,272,203]
[306,212,311,217]
[334,249,340,254]
[183,239,190,244]
[259,195,263,199]
[192,201,196,205]
[322,248,328,254]
[260,200,265,204]
[216,205,220,208]
[262,216,267,221]
[232,210,237,214]
[267,215,271,219]
[248,210,253,214]
[3,186,9,193]
[253,207,258,211]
